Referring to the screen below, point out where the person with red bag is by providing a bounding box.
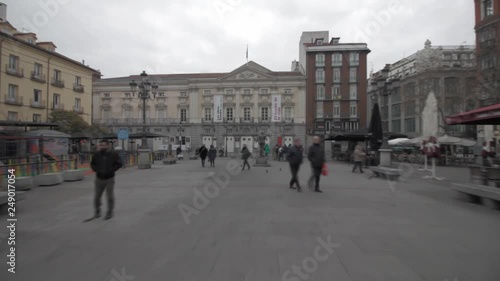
[307,136,325,193]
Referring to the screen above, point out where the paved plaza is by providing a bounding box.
[0,158,499,281]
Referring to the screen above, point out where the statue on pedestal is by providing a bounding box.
[258,132,266,157]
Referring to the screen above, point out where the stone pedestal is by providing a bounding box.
[378,149,392,167]
[138,149,152,169]
[254,156,271,167]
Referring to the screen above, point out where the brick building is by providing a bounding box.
[298,31,370,144]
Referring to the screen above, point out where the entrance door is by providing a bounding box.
[202,136,212,148]
[284,136,293,146]
[241,136,253,153]
[225,136,235,153]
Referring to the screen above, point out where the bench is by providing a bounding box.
[452,183,500,210]
[35,173,63,186]
[2,176,34,191]
[62,170,84,182]
[163,157,177,165]
[369,166,402,181]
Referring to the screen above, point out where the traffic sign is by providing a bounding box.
[118,128,129,140]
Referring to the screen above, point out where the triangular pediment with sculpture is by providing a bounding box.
[219,61,275,81]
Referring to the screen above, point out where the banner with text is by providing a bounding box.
[214,95,223,122]
[272,95,282,122]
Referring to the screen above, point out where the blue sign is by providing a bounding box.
[118,128,129,140]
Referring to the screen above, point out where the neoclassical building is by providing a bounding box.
[92,61,306,155]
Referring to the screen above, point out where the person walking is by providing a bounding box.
[287,139,303,192]
[264,143,270,157]
[87,139,123,221]
[199,144,208,167]
[241,144,251,170]
[307,136,325,193]
[208,144,217,167]
[352,144,366,173]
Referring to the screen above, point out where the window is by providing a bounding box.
[405,100,416,116]
[391,104,401,118]
[204,89,212,95]
[243,107,251,121]
[333,68,341,83]
[349,85,358,100]
[33,114,42,123]
[316,69,325,83]
[316,54,325,66]
[204,128,212,134]
[316,102,324,118]
[332,86,340,98]
[180,108,187,121]
[75,76,81,85]
[404,118,416,132]
[349,68,357,82]
[284,107,292,121]
[392,119,401,132]
[204,108,212,121]
[123,107,132,118]
[8,84,17,99]
[316,85,325,100]
[157,108,165,118]
[8,55,18,70]
[103,109,111,119]
[53,69,61,81]
[75,98,81,109]
[226,108,234,121]
[225,89,234,95]
[481,55,496,70]
[7,111,18,121]
[350,103,357,117]
[180,91,188,97]
[332,53,342,66]
[260,89,269,95]
[34,89,42,103]
[483,0,494,18]
[349,52,359,66]
[243,89,251,95]
[392,89,401,103]
[452,54,458,60]
[333,102,340,117]
[261,107,269,121]
[284,89,292,94]
[34,63,43,76]
[154,128,162,133]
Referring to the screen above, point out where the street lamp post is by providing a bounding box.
[129,71,158,169]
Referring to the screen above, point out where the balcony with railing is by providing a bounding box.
[30,99,46,109]
[93,118,189,125]
[6,64,24,78]
[73,83,84,93]
[282,118,294,123]
[31,71,46,83]
[256,117,270,123]
[223,117,235,123]
[240,117,255,123]
[202,118,214,124]
[73,106,84,114]
[4,94,23,106]
[52,103,65,110]
[51,78,65,88]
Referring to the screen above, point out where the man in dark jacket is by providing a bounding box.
[308,136,325,193]
[287,139,303,192]
[241,144,251,170]
[88,139,123,220]
[199,144,208,167]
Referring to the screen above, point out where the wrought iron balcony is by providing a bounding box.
[6,64,24,78]
[239,117,255,123]
[30,99,46,109]
[4,94,23,106]
[223,118,235,123]
[73,83,84,93]
[51,78,65,88]
[30,71,46,83]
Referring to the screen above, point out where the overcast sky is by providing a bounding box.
[3,0,475,78]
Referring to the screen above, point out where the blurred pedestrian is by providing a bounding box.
[199,144,208,167]
[208,144,217,167]
[241,144,251,170]
[288,139,303,192]
[352,144,366,173]
[307,136,325,193]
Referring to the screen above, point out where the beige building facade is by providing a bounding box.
[93,62,307,155]
[0,10,99,126]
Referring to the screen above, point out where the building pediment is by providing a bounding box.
[219,61,275,81]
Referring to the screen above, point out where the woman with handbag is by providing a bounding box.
[307,136,325,193]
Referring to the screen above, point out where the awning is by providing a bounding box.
[446,103,500,125]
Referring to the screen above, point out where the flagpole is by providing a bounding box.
[246,44,248,66]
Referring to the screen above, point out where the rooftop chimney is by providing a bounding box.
[0,3,7,22]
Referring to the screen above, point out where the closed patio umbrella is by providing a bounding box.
[368,103,384,150]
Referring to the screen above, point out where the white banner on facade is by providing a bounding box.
[272,95,282,122]
[213,95,223,122]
